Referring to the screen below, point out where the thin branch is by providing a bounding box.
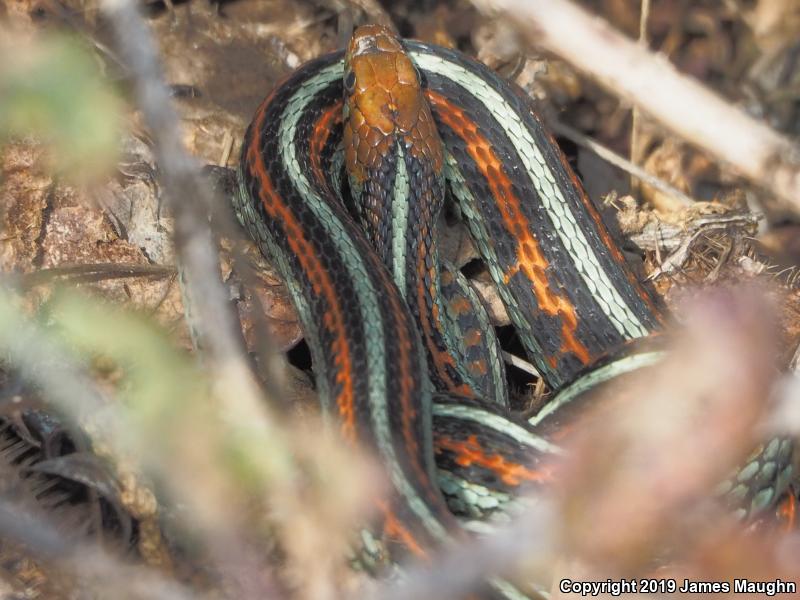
[96,6,294,597]
[371,499,557,600]
[0,499,198,600]
[629,0,650,195]
[19,263,176,288]
[0,287,111,424]
[548,119,695,207]
[100,0,245,368]
[472,0,800,210]
[502,350,540,378]
[99,0,292,409]
[345,0,394,27]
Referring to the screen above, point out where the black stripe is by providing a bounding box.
[426,72,625,382]
[242,58,459,547]
[433,394,554,496]
[408,40,662,334]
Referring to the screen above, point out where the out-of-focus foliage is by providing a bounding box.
[0,34,121,179]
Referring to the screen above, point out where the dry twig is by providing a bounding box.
[0,499,197,600]
[549,119,695,207]
[472,0,800,209]
[100,0,246,369]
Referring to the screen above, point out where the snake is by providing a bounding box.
[234,24,794,598]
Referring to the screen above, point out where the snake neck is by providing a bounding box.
[343,27,483,399]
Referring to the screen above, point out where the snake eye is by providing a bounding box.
[344,70,357,94]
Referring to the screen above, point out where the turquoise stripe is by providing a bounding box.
[433,401,562,455]
[410,49,648,341]
[277,60,448,541]
[391,141,410,296]
[529,351,666,426]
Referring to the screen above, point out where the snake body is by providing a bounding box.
[235,25,794,597]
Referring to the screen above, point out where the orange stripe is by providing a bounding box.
[379,501,428,559]
[309,100,343,189]
[435,433,555,487]
[447,294,473,316]
[386,277,443,504]
[547,126,664,324]
[426,90,591,367]
[248,93,443,556]
[245,102,357,441]
[415,235,475,397]
[776,490,797,531]
[463,329,482,346]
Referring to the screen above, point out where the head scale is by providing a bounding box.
[343,25,443,186]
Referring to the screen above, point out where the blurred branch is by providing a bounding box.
[378,286,797,600]
[769,342,800,435]
[99,0,247,371]
[628,0,651,195]
[472,0,800,210]
[345,0,393,27]
[373,501,557,600]
[0,499,197,600]
[100,0,293,409]
[0,288,111,426]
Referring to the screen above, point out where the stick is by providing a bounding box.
[472,0,800,209]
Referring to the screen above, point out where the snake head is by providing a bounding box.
[343,25,444,188]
